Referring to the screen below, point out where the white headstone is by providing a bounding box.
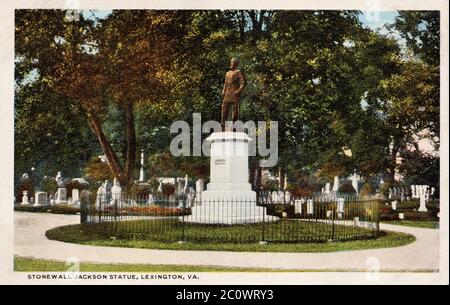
[21,191,29,205]
[196,179,204,193]
[307,199,314,214]
[294,199,303,214]
[111,178,122,205]
[325,183,331,194]
[71,189,80,205]
[271,191,279,203]
[351,173,359,194]
[332,176,339,192]
[95,181,108,208]
[139,150,145,182]
[55,188,67,204]
[337,197,345,214]
[391,200,397,211]
[418,192,427,212]
[184,174,189,192]
[35,191,48,205]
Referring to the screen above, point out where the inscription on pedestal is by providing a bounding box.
[214,159,226,165]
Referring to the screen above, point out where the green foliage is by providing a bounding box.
[360,183,374,196]
[84,157,114,185]
[161,183,176,197]
[338,183,356,194]
[14,10,440,188]
[14,204,80,214]
[42,176,58,195]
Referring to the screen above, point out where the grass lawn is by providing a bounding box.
[14,256,300,272]
[45,222,415,253]
[383,220,439,229]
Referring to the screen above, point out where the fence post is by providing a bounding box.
[331,204,336,241]
[181,194,186,242]
[80,194,87,224]
[262,202,266,242]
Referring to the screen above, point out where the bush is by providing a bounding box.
[14,204,80,215]
[15,179,34,203]
[42,176,58,196]
[128,183,152,197]
[14,204,52,213]
[360,183,374,196]
[50,205,80,215]
[265,204,295,218]
[338,183,356,194]
[84,157,114,185]
[161,183,176,197]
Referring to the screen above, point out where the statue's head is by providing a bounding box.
[230,58,240,70]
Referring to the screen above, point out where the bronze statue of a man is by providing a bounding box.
[221,58,247,130]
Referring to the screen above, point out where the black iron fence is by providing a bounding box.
[80,191,380,243]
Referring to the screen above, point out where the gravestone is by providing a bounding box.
[337,197,345,217]
[21,191,29,205]
[111,178,122,206]
[196,179,204,193]
[294,199,303,214]
[351,173,359,194]
[55,171,67,204]
[56,188,67,205]
[95,180,110,209]
[325,183,331,194]
[71,189,80,206]
[418,185,428,212]
[271,191,279,203]
[307,199,314,214]
[391,200,397,211]
[332,176,339,192]
[35,191,48,205]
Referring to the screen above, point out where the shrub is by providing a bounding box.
[161,183,176,197]
[15,179,34,203]
[14,204,52,213]
[378,181,392,198]
[338,183,356,194]
[14,204,80,214]
[360,183,374,196]
[50,205,80,215]
[128,183,152,197]
[42,176,58,196]
[84,157,114,185]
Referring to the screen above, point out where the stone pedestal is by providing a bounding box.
[418,195,428,212]
[55,188,67,204]
[185,132,277,224]
[21,191,29,205]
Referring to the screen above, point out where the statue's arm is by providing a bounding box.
[237,71,247,94]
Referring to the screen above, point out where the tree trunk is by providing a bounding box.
[88,114,126,185]
[278,166,285,191]
[124,102,137,186]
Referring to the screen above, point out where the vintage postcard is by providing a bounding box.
[0,0,448,288]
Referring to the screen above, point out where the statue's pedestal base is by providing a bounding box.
[184,132,278,224]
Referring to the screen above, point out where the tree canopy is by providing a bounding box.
[14,9,440,190]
